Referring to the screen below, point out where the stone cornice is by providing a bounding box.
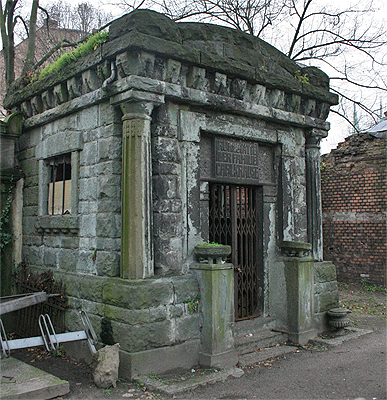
[4,11,338,116]
[22,75,331,132]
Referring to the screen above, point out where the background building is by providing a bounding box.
[0,20,83,118]
[321,116,387,286]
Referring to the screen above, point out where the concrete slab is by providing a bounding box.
[139,367,244,395]
[311,327,373,348]
[0,357,70,399]
[238,345,296,368]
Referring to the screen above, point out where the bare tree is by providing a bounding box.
[143,0,386,131]
[1,0,112,103]
[1,0,40,91]
[112,0,150,13]
[160,0,289,35]
[74,2,112,36]
[277,0,387,129]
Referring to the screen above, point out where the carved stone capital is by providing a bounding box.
[119,101,155,119]
[306,128,328,149]
[110,89,164,109]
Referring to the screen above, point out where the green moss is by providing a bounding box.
[184,294,200,313]
[39,30,109,80]
[196,242,224,247]
[294,70,310,84]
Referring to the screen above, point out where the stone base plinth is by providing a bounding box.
[288,328,317,346]
[119,340,200,379]
[199,349,238,369]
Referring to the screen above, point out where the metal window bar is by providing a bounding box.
[62,159,66,215]
[50,162,56,215]
[48,155,71,215]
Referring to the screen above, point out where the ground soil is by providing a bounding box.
[10,282,386,400]
[337,281,386,333]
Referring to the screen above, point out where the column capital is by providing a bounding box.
[306,128,328,149]
[110,89,164,109]
[121,112,152,122]
[120,101,155,120]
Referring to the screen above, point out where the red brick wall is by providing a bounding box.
[321,134,386,286]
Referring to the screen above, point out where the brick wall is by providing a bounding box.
[321,133,386,286]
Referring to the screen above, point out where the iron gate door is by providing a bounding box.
[209,183,264,320]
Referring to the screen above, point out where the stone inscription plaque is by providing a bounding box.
[215,138,260,182]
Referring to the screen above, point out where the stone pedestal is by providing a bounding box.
[282,241,317,345]
[193,245,237,368]
[327,308,351,335]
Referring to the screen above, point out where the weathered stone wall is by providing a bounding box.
[314,261,339,332]
[152,104,185,274]
[19,105,122,276]
[321,133,386,286]
[6,9,339,375]
[62,272,200,353]
[28,266,200,377]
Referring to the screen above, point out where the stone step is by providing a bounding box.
[0,357,69,400]
[238,344,296,368]
[233,317,277,337]
[235,328,288,355]
[233,318,288,355]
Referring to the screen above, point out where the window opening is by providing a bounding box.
[47,155,72,215]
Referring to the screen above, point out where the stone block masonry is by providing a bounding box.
[6,9,339,378]
[321,133,386,286]
[32,267,200,378]
[18,103,123,277]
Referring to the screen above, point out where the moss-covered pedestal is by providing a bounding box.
[282,241,317,345]
[192,244,237,369]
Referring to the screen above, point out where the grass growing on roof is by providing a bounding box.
[196,242,224,247]
[39,30,109,80]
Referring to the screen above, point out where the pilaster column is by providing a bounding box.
[111,90,164,279]
[119,101,154,279]
[305,129,327,261]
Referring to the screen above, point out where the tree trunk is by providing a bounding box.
[0,0,16,94]
[22,0,39,75]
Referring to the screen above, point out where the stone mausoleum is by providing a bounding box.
[4,10,339,378]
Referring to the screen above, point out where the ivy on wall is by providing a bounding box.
[0,179,14,250]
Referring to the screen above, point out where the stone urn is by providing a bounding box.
[281,241,312,257]
[327,308,351,335]
[194,244,231,265]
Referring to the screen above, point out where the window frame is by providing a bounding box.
[47,153,72,215]
[35,130,82,234]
